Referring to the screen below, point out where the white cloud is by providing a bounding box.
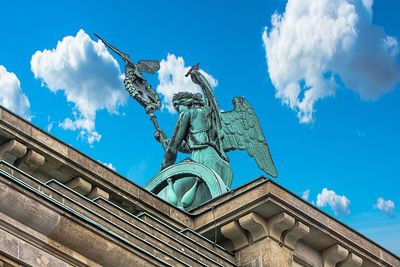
[302,189,310,201]
[47,116,54,132]
[374,197,395,216]
[301,189,315,205]
[157,54,218,112]
[0,65,31,120]
[98,161,116,171]
[263,0,400,123]
[316,188,351,216]
[30,29,127,144]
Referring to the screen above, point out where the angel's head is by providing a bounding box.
[172,92,204,113]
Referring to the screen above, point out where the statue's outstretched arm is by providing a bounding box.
[161,111,190,169]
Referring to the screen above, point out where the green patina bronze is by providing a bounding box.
[96,34,277,210]
[146,160,228,209]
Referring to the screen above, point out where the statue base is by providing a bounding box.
[145,159,228,210]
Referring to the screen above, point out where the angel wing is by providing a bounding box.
[220,97,277,178]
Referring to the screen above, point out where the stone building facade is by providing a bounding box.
[0,106,398,267]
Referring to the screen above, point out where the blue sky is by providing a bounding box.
[0,0,399,255]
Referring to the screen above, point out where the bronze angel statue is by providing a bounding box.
[93,32,276,208]
[156,64,277,191]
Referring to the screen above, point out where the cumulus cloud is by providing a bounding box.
[374,197,395,217]
[0,65,31,120]
[263,0,400,123]
[316,188,351,216]
[157,54,218,112]
[31,29,127,144]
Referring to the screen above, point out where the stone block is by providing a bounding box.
[221,221,249,251]
[66,177,92,195]
[323,244,349,267]
[239,212,268,242]
[14,149,45,172]
[87,186,110,200]
[338,252,363,267]
[283,221,310,249]
[0,139,27,164]
[267,212,295,241]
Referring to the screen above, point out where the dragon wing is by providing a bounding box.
[220,97,277,177]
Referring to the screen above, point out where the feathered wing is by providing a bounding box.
[220,97,277,177]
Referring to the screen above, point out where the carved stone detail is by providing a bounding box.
[221,221,249,251]
[14,149,45,171]
[338,252,363,267]
[0,139,27,164]
[87,186,110,200]
[283,221,310,249]
[66,177,92,195]
[323,244,349,267]
[239,212,268,242]
[267,212,295,241]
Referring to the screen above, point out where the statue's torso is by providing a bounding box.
[186,108,212,149]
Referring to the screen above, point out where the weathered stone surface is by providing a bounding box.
[323,244,349,267]
[294,240,323,267]
[0,139,26,164]
[0,108,32,136]
[0,181,61,236]
[338,252,363,267]
[221,221,249,251]
[0,176,170,266]
[0,211,99,267]
[86,186,109,200]
[0,106,399,267]
[66,176,92,195]
[239,212,268,242]
[14,149,45,172]
[31,127,68,157]
[267,212,295,241]
[283,221,310,249]
[237,235,293,267]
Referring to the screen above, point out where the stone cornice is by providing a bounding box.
[0,106,192,229]
[192,179,400,267]
[0,105,399,266]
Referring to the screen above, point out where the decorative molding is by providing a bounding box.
[283,221,310,249]
[14,149,45,171]
[239,212,268,242]
[221,221,249,251]
[66,177,92,195]
[323,244,349,267]
[267,212,295,241]
[0,139,27,164]
[338,252,363,267]
[87,186,109,200]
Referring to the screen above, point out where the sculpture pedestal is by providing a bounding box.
[145,160,228,210]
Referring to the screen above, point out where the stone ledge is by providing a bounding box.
[193,179,400,267]
[0,139,26,164]
[0,106,192,230]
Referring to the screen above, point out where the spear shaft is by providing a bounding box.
[94,33,167,151]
